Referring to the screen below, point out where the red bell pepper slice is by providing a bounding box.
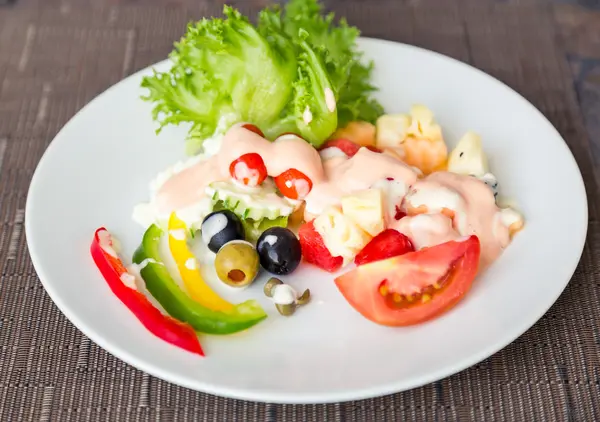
[90,227,204,356]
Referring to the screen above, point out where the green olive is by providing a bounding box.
[214,241,260,287]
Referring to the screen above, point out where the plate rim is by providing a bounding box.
[25,36,589,404]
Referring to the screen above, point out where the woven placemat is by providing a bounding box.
[1,0,599,420]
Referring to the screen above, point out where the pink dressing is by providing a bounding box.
[216,132,325,183]
[304,148,418,219]
[403,171,509,269]
[156,156,222,212]
[156,126,417,219]
[154,126,515,270]
[391,214,460,250]
[156,127,324,214]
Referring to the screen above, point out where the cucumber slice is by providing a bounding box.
[212,203,288,242]
[206,179,296,221]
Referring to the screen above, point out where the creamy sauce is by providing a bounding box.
[391,214,460,250]
[319,147,348,161]
[119,273,138,289]
[201,213,228,245]
[263,235,278,246]
[184,258,197,270]
[324,88,336,112]
[156,155,223,212]
[304,148,418,218]
[169,229,187,241]
[155,127,324,214]
[303,106,313,124]
[498,208,522,228]
[271,284,297,305]
[128,258,161,273]
[403,172,510,269]
[97,229,118,258]
[156,126,417,221]
[153,126,519,270]
[371,178,411,226]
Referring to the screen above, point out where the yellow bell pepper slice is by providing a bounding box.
[167,213,234,312]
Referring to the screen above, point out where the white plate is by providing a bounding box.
[25,38,587,404]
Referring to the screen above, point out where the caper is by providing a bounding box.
[214,240,260,288]
[275,303,296,316]
[263,277,283,297]
[267,282,311,317]
[296,289,311,305]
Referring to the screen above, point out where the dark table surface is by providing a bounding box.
[1,0,600,421]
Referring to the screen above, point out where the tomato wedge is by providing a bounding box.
[335,236,480,326]
[354,229,414,266]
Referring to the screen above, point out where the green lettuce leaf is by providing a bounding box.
[142,6,297,154]
[141,1,383,154]
[213,200,289,242]
[278,0,382,126]
[242,216,289,243]
[336,60,384,126]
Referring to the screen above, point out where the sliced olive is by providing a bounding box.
[256,227,301,275]
[201,210,245,253]
[214,241,259,287]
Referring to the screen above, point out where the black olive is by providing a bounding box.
[201,210,245,253]
[256,227,301,275]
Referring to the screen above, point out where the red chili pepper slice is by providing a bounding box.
[90,228,204,356]
[229,153,268,187]
[274,168,313,200]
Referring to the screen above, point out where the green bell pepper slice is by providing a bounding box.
[133,224,267,335]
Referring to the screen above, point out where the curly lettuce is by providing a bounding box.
[213,200,289,242]
[142,6,297,154]
[278,0,383,126]
[141,0,383,154]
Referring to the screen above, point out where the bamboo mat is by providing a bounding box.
[1,0,600,420]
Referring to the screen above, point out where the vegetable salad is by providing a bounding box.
[90,0,525,357]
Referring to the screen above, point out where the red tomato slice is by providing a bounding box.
[354,229,414,266]
[241,123,264,137]
[394,206,407,221]
[335,236,480,326]
[365,145,383,153]
[274,168,313,200]
[320,139,361,157]
[229,153,268,187]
